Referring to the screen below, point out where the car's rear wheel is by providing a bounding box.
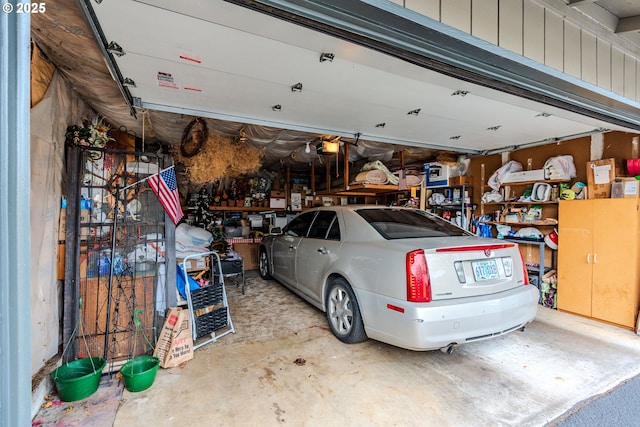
[325,278,367,344]
[258,248,272,280]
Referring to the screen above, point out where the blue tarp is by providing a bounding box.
[176,263,200,298]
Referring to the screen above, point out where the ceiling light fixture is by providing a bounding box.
[407,109,421,116]
[536,112,552,118]
[317,140,340,154]
[486,125,502,131]
[451,90,470,97]
[291,82,303,92]
[305,142,311,153]
[375,123,386,128]
[319,52,335,62]
[272,104,282,111]
[122,77,136,88]
[106,41,125,57]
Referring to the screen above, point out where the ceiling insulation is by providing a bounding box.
[31,0,640,172]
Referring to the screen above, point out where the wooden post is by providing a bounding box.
[325,156,331,193]
[343,141,350,191]
[310,162,315,208]
[286,166,291,209]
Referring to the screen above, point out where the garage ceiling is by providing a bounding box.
[32,0,640,170]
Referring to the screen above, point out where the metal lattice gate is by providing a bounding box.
[64,143,173,369]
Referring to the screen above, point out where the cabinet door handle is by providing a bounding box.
[593,254,597,264]
[587,253,591,263]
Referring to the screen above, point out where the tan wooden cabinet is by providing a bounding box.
[557,198,640,329]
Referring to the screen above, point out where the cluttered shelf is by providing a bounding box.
[318,158,425,197]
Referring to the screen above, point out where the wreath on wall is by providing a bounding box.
[180,117,208,157]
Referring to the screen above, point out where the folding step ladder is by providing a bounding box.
[181,251,235,350]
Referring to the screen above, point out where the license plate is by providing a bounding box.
[472,260,499,281]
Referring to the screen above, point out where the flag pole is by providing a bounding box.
[117,165,175,193]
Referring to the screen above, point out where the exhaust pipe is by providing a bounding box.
[440,344,455,355]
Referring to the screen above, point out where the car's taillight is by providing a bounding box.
[519,250,530,285]
[406,249,431,302]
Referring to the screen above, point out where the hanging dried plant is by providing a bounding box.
[177,133,263,184]
[435,151,459,166]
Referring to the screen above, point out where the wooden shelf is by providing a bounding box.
[501,179,569,186]
[209,206,284,212]
[430,204,469,210]
[482,201,559,206]
[318,183,419,197]
[485,220,558,226]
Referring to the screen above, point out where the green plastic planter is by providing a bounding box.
[51,357,106,402]
[120,356,160,392]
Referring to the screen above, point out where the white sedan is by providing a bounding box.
[258,206,538,353]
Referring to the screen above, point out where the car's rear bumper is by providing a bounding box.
[361,285,539,351]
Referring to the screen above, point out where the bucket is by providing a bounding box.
[51,357,106,402]
[545,229,559,250]
[120,356,160,392]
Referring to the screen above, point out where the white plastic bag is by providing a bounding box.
[481,190,504,203]
[488,161,523,191]
[175,223,213,247]
[544,155,576,180]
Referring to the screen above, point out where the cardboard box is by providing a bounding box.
[177,257,208,272]
[423,162,450,187]
[79,208,91,240]
[269,198,286,209]
[502,169,546,183]
[270,190,286,199]
[587,158,616,199]
[449,176,473,186]
[58,208,66,241]
[614,177,639,198]
[57,243,65,280]
[234,243,259,270]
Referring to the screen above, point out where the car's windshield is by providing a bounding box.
[356,208,470,239]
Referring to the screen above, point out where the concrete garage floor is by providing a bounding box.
[112,272,640,427]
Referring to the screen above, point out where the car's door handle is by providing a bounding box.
[317,247,329,254]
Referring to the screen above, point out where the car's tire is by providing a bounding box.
[258,248,272,280]
[325,277,367,344]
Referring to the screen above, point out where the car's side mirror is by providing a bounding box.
[269,226,283,235]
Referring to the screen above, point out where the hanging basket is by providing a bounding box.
[51,357,106,402]
[120,355,160,392]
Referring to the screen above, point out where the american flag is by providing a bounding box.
[148,166,184,225]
